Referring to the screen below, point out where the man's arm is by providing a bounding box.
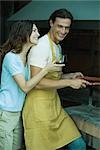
[61,72,84,79]
[30,66,90,90]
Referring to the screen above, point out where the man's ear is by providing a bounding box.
[49,20,53,27]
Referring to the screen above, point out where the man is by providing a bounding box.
[23,9,89,150]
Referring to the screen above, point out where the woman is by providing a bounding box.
[0,20,64,150]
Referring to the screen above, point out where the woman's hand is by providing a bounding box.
[45,63,65,72]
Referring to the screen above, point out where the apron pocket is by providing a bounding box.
[34,100,52,122]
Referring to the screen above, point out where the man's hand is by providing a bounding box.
[61,72,84,79]
[69,79,91,89]
[72,72,84,79]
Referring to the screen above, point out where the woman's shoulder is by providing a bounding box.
[4,51,18,64]
[5,51,16,58]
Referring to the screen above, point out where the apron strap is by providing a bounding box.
[48,32,56,62]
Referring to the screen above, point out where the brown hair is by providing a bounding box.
[0,20,33,55]
[49,8,73,24]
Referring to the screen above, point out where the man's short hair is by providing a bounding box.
[49,8,73,23]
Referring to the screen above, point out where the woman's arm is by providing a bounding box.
[13,63,64,93]
[30,66,90,90]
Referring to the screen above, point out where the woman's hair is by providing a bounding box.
[49,8,73,23]
[0,20,33,55]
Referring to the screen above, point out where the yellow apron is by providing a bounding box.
[22,34,81,150]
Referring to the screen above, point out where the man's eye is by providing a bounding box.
[58,25,62,28]
[65,27,70,29]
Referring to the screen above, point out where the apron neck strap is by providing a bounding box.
[48,32,56,62]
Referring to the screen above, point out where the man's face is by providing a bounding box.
[50,17,71,44]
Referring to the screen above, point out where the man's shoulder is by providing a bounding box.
[29,34,49,55]
[31,34,49,49]
[39,34,48,43]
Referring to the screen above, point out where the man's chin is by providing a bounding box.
[58,37,65,42]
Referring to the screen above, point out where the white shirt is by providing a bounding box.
[28,34,62,68]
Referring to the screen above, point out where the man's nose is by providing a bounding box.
[61,27,66,34]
